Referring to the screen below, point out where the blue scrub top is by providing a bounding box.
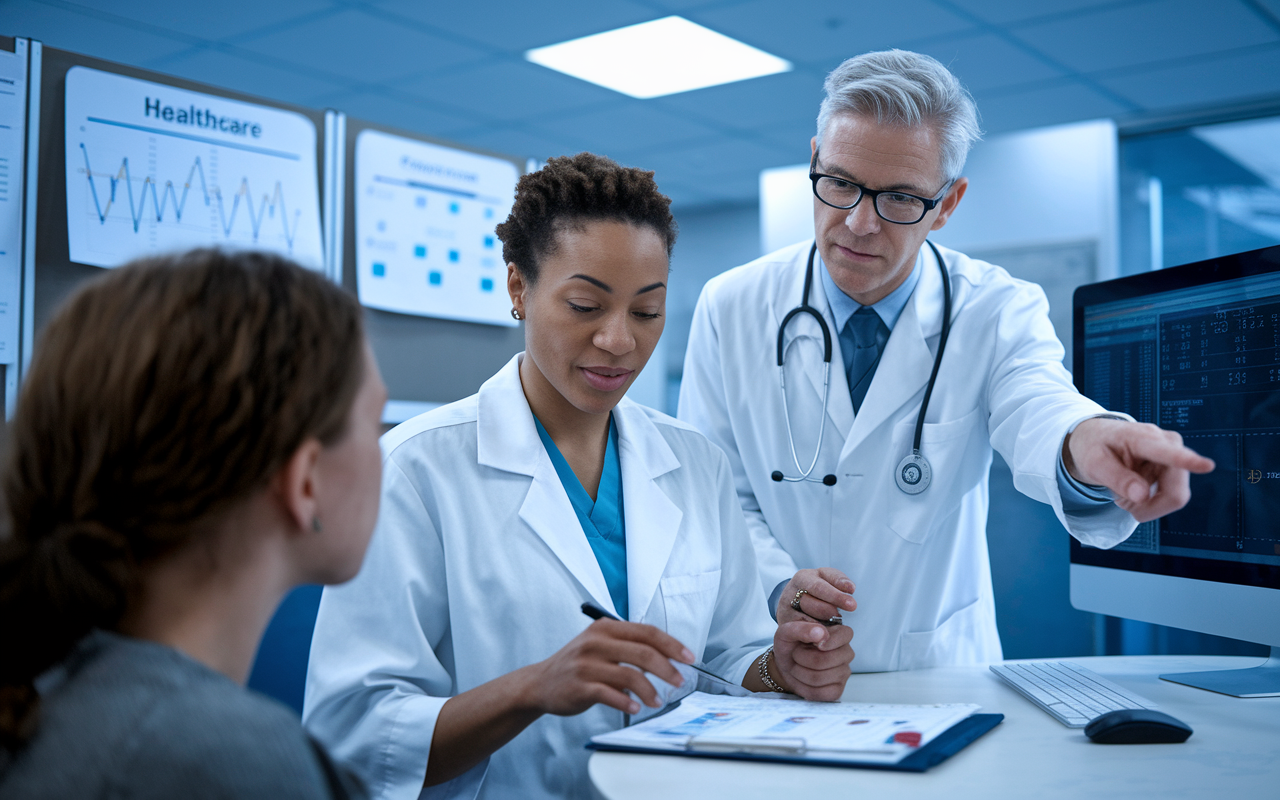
[534,415,628,620]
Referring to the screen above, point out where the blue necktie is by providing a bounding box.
[842,307,889,412]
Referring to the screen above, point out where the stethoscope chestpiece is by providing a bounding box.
[895,450,932,495]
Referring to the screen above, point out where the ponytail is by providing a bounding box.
[0,522,134,748]
[0,249,364,748]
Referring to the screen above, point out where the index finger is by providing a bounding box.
[798,571,857,613]
[776,620,831,647]
[1129,433,1215,474]
[599,619,696,665]
[815,567,855,594]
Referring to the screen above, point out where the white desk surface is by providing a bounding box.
[588,656,1279,800]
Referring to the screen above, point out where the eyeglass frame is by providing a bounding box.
[809,147,954,225]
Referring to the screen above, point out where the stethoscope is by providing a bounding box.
[772,240,952,494]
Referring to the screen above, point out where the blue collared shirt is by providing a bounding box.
[818,246,1111,511]
[533,414,629,619]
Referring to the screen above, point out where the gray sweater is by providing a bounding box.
[0,631,365,799]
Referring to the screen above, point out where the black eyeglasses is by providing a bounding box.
[809,148,952,225]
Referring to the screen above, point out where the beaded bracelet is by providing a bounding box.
[757,645,787,693]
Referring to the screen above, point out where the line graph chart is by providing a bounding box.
[78,144,303,247]
[65,66,322,270]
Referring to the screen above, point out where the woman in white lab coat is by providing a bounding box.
[304,153,855,800]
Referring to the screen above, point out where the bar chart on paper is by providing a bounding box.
[64,66,323,270]
[355,128,518,326]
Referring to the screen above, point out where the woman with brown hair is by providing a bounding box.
[0,249,386,798]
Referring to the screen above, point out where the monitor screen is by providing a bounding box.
[1071,245,1280,655]
[1073,245,1280,590]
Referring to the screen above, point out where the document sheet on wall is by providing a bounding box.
[591,692,980,765]
[0,39,27,365]
[64,66,324,270]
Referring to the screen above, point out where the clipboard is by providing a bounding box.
[586,695,1003,772]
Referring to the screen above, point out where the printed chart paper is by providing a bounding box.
[592,692,979,765]
[355,128,518,326]
[65,66,323,270]
[0,40,28,364]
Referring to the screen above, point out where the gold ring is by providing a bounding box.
[790,589,809,613]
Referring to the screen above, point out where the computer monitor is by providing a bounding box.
[1071,243,1280,697]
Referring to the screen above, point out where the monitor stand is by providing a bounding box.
[1160,646,1280,697]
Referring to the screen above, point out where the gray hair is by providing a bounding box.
[816,50,982,182]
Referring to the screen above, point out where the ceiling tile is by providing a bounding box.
[4,0,192,65]
[531,103,723,157]
[650,69,824,134]
[58,0,338,42]
[915,32,1067,92]
[316,89,478,138]
[691,0,978,63]
[663,181,723,209]
[645,0,751,13]
[393,60,621,124]
[237,8,488,83]
[669,171,760,207]
[1097,45,1280,110]
[371,0,656,52]
[1011,0,1279,73]
[450,125,586,163]
[977,79,1132,134]
[1258,0,1280,21]
[754,121,818,157]
[637,137,794,195]
[153,47,345,107]
[944,0,1146,25]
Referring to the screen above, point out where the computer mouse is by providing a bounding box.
[1084,709,1193,744]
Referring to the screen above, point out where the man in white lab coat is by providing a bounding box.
[677,50,1214,671]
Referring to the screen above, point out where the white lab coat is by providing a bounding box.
[678,240,1137,672]
[304,355,775,800]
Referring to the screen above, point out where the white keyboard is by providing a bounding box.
[990,660,1159,728]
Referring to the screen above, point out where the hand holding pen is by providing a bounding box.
[518,604,697,717]
[581,603,749,695]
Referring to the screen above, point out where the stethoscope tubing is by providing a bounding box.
[774,240,953,487]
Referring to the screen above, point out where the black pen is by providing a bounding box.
[581,602,617,622]
[579,602,742,690]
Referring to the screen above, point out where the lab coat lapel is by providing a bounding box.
[477,355,619,616]
[772,247,855,440]
[842,245,948,456]
[612,399,683,622]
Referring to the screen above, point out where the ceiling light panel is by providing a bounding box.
[526,16,792,99]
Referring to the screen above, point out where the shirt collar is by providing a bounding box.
[818,247,923,333]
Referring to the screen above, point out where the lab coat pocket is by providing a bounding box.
[658,570,722,658]
[898,595,988,671]
[887,406,984,544]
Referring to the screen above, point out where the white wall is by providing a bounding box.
[935,119,1120,282]
[659,203,761,413]
[760,164,813,254]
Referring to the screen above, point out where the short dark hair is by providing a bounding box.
[0,249,365,749]
[495,152,678,284]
